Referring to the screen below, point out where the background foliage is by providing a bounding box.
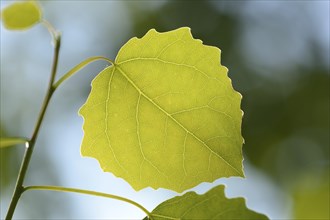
[1,0,329,219]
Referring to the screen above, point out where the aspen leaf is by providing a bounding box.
[146,185,269,220]
[1,1,42,30]
[80,27,244,192]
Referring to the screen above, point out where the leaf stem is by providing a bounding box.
[5,29,61,220]
[0,137,29,148]
[52,56,114,90]
[41,19,59,44]
[23,185,152,219]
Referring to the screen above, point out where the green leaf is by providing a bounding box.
[80,27,244,192]
[1,1,42,30]
[0,137,28,148]
[292,172,330,219]
[147,185,268,220]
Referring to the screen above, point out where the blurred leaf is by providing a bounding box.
[1,1,42,30]
[0,137,27,148]
[292,171,329,219]
[145,185,268,220]
[0,128,21,193]
[0,147,21,194]
[80,27,244,192]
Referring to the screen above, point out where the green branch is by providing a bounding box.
[5,26,61,220]
[23,185,152,219]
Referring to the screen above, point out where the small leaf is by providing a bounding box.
[147,185,268,220]
[1,1,42,30]
[0,137,28,148]
[80,27,244,192]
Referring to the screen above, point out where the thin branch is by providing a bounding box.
[52,56,114,90]
[41,19,60,44]
[5,28,61,220]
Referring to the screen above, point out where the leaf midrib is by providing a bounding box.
[115,64,242,176]
[117,57,224,85]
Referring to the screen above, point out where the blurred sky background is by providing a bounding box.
[1,0,329,219]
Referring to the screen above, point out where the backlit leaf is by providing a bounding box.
[1,1,42,30]
[146,185,269,220]
[80,27,244,192]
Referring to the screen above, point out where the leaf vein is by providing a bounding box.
[115,65,241,176]
[117,57,223,85]
[105,68,128,173]
[136,94,170,182]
